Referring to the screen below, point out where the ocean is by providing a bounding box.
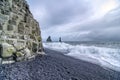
[43,41,120,72]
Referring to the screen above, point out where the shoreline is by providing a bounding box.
[0,48,120,80]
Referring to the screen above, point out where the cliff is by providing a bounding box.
[0,0,44,63]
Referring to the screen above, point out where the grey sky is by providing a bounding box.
[27,0,120,41]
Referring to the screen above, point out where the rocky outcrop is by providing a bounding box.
[0,0,44,63]
[46,36,52,42]
[59,37,62,42]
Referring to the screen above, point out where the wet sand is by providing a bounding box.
[0,49,120,80]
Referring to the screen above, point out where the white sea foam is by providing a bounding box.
[43,42,120,71]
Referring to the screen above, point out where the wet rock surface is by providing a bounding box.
[0,49,120,80]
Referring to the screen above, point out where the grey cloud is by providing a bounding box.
[28,0,92,29]
[27,0,120,41]
[86,27,120,41]
[62,9,120,41]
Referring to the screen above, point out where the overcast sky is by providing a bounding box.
[27,0,120,41]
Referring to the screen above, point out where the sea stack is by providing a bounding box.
[46,36,52,42]
[59,37,62,42]
[0,0,43,63]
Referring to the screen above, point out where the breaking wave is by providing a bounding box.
[43,42,120,71]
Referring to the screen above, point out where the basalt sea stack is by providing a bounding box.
[0,0,44,64]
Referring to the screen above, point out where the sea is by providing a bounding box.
[43,41,120,72]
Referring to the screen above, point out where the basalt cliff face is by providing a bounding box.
[0,0,43,63]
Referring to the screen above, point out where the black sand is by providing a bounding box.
[0,49,120,80]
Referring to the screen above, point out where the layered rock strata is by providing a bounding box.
[0,0,43,63]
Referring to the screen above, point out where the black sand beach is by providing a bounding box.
[0,49,120,80]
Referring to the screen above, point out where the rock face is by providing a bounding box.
[0,0,43,63]
[59,37,62,42]
[46,36,52,42]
